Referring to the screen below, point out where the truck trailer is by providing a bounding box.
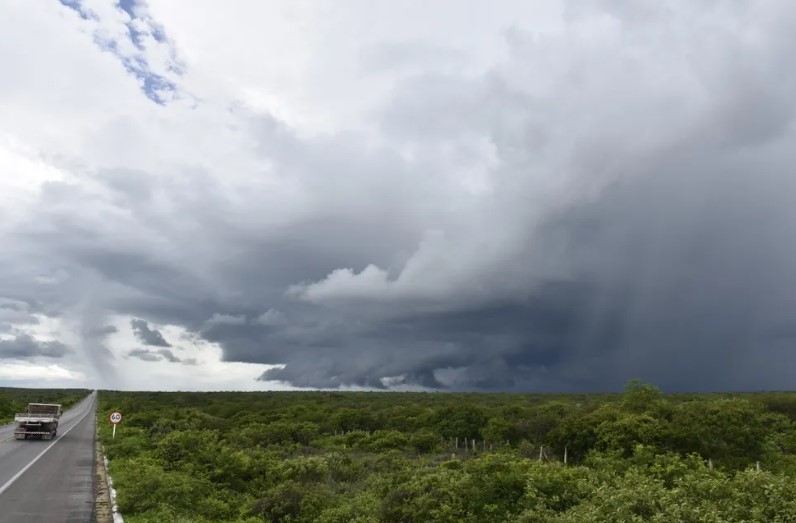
[14,403,62,440]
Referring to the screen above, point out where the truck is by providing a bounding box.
[14,403,62,440]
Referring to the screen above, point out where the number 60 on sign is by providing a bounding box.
[109,411,123,438]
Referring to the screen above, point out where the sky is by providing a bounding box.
[2,0,796,392]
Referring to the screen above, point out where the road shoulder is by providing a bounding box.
[95,419,114,523]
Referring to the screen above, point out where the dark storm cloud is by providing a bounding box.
[546,158,796,392]
[254,284,606,390]
[250,2,796,391]
[130,318,171,347]
[288,156,796,392]
[0,334,70,359]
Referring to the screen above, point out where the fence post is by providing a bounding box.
[564,445,568,465]
[539,445,544,461]
[708,459,713,471]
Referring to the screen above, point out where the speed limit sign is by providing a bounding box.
[109,411,123,438]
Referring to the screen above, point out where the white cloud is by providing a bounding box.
[0,362,85,382]
[146,0,563,133]
[102,317,290,391]
[290,265,392,303]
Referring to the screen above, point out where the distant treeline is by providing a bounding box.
[0,387,91,424]
[98,382,796,522]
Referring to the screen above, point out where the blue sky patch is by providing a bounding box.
[62,0,181,105]
[117,0,137,18]
[58,0,96,21]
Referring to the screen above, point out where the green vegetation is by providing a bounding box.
[98,381,796,522]
[0,387,90,424]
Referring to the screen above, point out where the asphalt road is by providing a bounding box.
[0,392,97,522]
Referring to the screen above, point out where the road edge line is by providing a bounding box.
[103,451,124,523]
[0,393,96,497]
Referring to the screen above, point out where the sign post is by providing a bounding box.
[109,411,123,438]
